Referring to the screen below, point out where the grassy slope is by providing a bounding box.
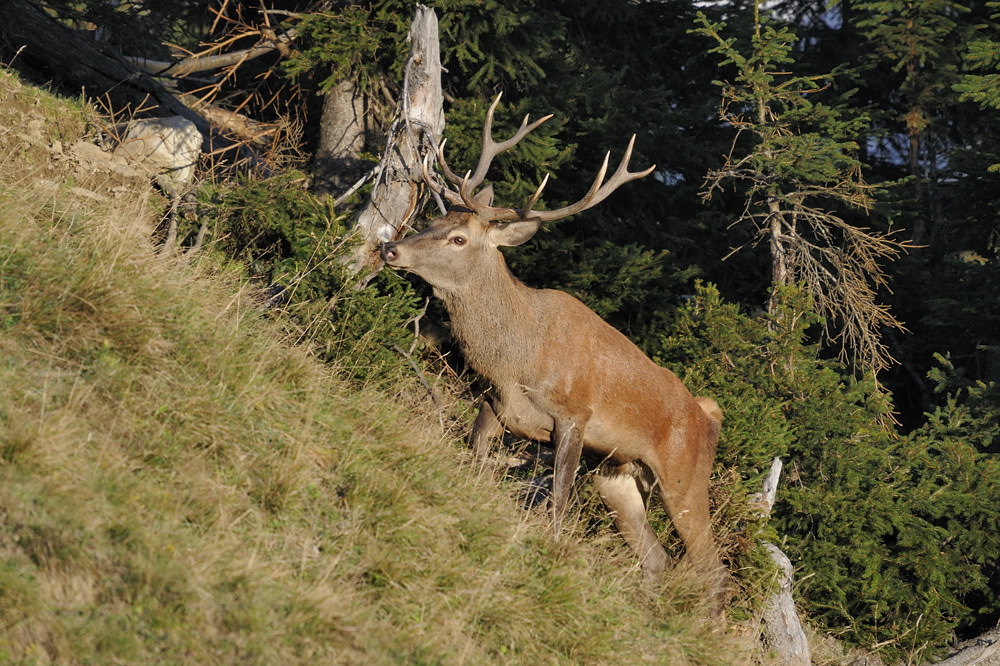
[0,68,759,664]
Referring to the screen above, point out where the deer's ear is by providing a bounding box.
[473,184,495,207]
[490,218,541,247]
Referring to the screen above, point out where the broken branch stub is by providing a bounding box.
[757,458,811,665]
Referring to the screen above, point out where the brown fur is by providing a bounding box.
[382,208,728,616]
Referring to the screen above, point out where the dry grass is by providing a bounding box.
[0,67,768,665]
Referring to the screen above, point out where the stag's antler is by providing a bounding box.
[426,93,552,213]
[425,93,655,224]
[525,134,654,222]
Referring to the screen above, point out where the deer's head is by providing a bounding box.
[381,94,654,293]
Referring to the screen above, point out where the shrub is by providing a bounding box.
[190,174,423,384]
[658,282,997,662]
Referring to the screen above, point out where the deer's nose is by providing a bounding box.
[380,241,398,262]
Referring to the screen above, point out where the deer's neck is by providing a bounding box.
[436,260,539,383]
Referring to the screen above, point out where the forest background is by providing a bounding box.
[1,0,999,663]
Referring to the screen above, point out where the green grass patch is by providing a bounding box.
[0,67,757,665]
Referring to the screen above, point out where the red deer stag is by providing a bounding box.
[381,94,726,612]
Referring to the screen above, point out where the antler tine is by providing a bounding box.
[464,92,554,197]
[422,149,463,207]
[458,170,479,211]
[530,134,655,223]
[610,133,655,185]
[434,138,466,189]
[521,173,550,217]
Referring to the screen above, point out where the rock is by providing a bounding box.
[113,116,202,188]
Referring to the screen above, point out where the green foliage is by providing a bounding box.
[905,365,1000,632]
[956,2,1000,172]
[884,357,1000,640]
[191,173,423,384]
[437,0,565,93]
[656,282,999,662]
[856,0,970,136]
[283,5,399,92]
[693,11,874,200]
[282,0,566,98]
[956,17,1000,109]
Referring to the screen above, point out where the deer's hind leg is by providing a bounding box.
[649,447,728,616]
[469,399,505,465]
[653,458,720,567]
[592,463,670,582]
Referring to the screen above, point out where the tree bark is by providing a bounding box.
[347,4,444,280]
[312,77,367,195]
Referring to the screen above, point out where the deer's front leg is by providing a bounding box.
[550,418,585,534]
[469,399,504,466]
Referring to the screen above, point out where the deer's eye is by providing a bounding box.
[451,235,466,246]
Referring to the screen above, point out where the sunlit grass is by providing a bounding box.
[0,67,764,665]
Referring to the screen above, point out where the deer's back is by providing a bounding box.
[458,288,709,464]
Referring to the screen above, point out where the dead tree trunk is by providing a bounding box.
[1,0,206,134]
[0,0,270,174]
[346,4,444,281]
[756,457,811,665]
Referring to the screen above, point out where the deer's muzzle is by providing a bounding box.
[380,241,399,263]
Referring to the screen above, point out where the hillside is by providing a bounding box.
[0,69,766,664]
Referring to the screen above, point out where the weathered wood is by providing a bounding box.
[347,4,444,279]
[123,28,296,78]
[756,457,811,665]
[0,0,269,174]
[762,543,811,664]
[757,455,782,514]
[934,624,1000,665]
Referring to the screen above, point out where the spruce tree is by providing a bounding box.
[659,284,996,661]
[693,4,908,380]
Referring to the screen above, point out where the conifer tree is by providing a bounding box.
[693,4,908,380]
[855,0,972,245]
[660,284,997,661]
[955,1,1000,167]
